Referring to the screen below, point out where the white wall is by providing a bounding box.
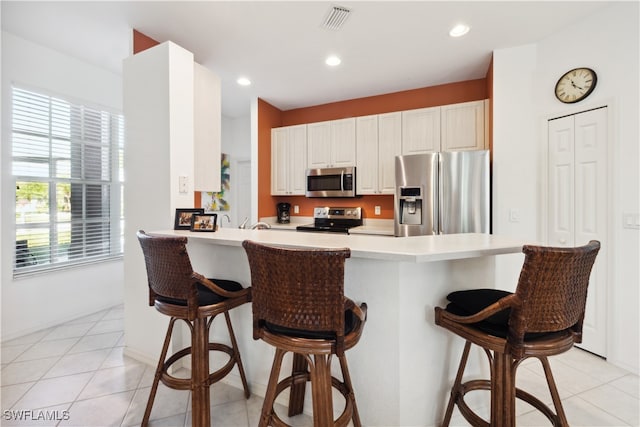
[206,115,251,227]
[492,43,539,292]
[1,32,125,340]
[122,41,198,364]
[492,2,639,373]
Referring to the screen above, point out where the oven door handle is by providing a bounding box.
[340,170,344,192]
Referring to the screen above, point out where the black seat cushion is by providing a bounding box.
[156,278,244,307]
[446,288,512,337]
[445,288,549,339]
[447,289,513,325]
[265,309,359,340]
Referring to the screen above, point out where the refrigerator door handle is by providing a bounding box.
[436,157,441,235]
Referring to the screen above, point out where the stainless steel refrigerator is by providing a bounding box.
[394,150,490,237]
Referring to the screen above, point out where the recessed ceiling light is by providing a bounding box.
[325,55,342,67]
[237,77,251,86]
[449,24,470,37]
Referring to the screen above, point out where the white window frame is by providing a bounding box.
[11,85,124,277]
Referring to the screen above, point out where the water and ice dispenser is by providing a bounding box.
[398,187,423,225]
[394,153,439,237]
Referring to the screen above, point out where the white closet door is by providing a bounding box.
[548,116,575,247]
[547,107,608,357]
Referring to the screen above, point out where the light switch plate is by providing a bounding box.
[374,206,381,215]
[179,176,188,193]
[623,213,640,229]
[509,208,520,223]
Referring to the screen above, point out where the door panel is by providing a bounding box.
[270,128,288,195]
[574,108,608,357]
[548,116,575,246]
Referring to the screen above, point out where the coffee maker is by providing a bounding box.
[277,202,291,224]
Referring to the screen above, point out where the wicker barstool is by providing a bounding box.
[136,230,251,427]
[242,240,367,427]
[435,240,600,427]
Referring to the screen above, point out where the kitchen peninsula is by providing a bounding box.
[144,228,525,426]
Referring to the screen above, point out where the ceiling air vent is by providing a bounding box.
[321,5,351,30]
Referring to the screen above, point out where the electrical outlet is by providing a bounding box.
[374,206,381,215]
[294,205,299,214]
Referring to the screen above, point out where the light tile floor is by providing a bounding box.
[1,304,638,426]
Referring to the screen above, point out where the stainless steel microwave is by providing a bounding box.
[305,167,356,198]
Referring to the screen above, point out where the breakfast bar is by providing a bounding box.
[146,229,525,426]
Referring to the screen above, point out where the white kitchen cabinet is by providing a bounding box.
[271,124,307,195]
[307,121,331,168]
[307,118,356,168]
[401,106,441,154]
[440,100,486,151]
[355,115,378,194]
[356,112,402,195]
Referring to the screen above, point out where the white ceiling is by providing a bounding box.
[1,1,612,118]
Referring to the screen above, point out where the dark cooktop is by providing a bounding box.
[295,206,363,234]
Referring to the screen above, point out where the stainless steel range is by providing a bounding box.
[296,207,363,234]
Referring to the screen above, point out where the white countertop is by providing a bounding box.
[349,223,394,236]
[149,228,527,263]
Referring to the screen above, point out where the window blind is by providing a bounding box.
[12,86,124,276]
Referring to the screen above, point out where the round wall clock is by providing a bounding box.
[554,67,597,104]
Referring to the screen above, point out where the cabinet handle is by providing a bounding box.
[559,238,567,244]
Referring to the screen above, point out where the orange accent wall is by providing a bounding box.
[282,79,487,126]
[258,79,488,220]
[133,29,159,54]
[257,99,284,217]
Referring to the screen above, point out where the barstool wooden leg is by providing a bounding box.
[191,316,211,427]
[260,348,287,427]
[338,354,361,427]
[288,353,308,417]
[224,311,250,398]
[309,354,334,427]
[491,351,515,427]
[143,317,177,426]
[441,341,472,427]
[539,356,569,427]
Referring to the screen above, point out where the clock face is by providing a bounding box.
[555,68,597,104]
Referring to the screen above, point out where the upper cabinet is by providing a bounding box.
[271,124,307,196]
[401,100,487,154]
[440,100,486,152]
[307,118,356,168]
[402,106,441,154]
[270,99,488,197]
[356,112,402,195]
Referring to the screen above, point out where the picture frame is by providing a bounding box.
[174,208,204,230]
[190,213,217,232]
